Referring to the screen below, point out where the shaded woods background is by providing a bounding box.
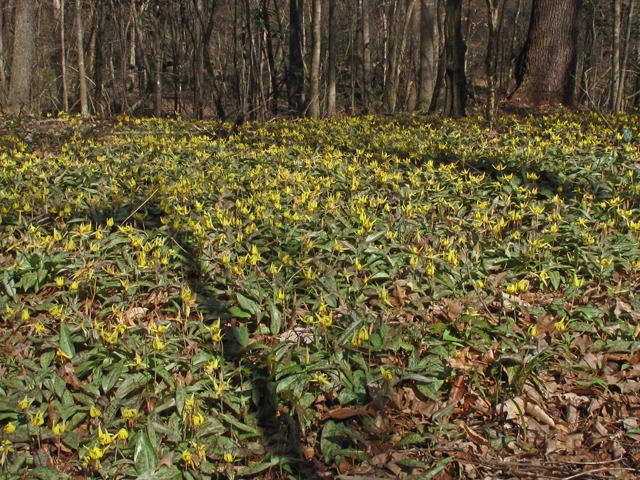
[1,0,638,121]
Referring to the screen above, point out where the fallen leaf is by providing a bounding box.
[459,420,489,446]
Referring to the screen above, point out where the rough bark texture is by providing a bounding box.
[327,0,337,116]
[418,0,435,111]
[443,0,466,117]
[7,0,37,114]
[512,0,582,107]
[308,0,321,118]
[288,0,305,113]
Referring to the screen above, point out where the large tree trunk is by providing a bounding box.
[417,0,435,111]
[7,0,37,114]
[288,0,304,113]
[76,0,89,117]
[512,0,582,107]
[485,0,499,123]
[443,0,467,117]
[362,0,371,111]
[308,0,321,117]
[327,0,337,116]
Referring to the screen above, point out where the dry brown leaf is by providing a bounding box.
[447,346,483,372]
[443,298,464,320]
[448,375,466,404]
[487,271,509,289]
[459,420,489,446]
[156,451,173,471]
[369,452,389,467]
[322,407,366,420]
[615,298,640,321]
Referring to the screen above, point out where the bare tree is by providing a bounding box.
[308,0,321,117]
[7,0,37,114]
[76,0,89,117]
[327,0,337,116]
[512,0,582,107]
[288,0,304,113]
[615,0,635,113]
[611,0,621,111]
[362,0,371,111]
[485,0,499,123]
[443,0,467,117]
[418,0,435,111]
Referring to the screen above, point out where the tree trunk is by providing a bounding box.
[327,0,337,116]
[308,0,321,117]
[194,0,204,119]
[52,0,69,112]
[615,0,635,113]
[386,0,417,113]
[429,0,445,111]
[7,0,37,114]
[76,0,89,117]
[93,0,106,114]
[505,0,522,94]
[418,0,435,111]
[578,0,594,106]
[485,0,499,123]
[611,0,621,111]
[443,0,467,117]
[512,0,582,107]
[262,0,278,115]
[288,0,304,113]
[154,8,163,117]
[0,1,6,104]
[362,0,371,111]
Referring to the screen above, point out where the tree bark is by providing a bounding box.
[76,0,89,117]
[7,0,37,114]
[194,0,205,119]
[578,0,594,107]
[262,0,278,115]
[385,0,417,113]
[512,0,582,107]
[362,0,371,111]
[418,0,435,111]
[52,0,69,112]
[93,0,106,113]
[154,7,164,117]
[485,0,499,123]
[611,0,621,111]
[443,0,467,117]
[308,0,321,117]
[327,0,337,116]
[288,0,305,113]
[615,0,635,113]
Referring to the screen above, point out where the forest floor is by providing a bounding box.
[1,111,640,480]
